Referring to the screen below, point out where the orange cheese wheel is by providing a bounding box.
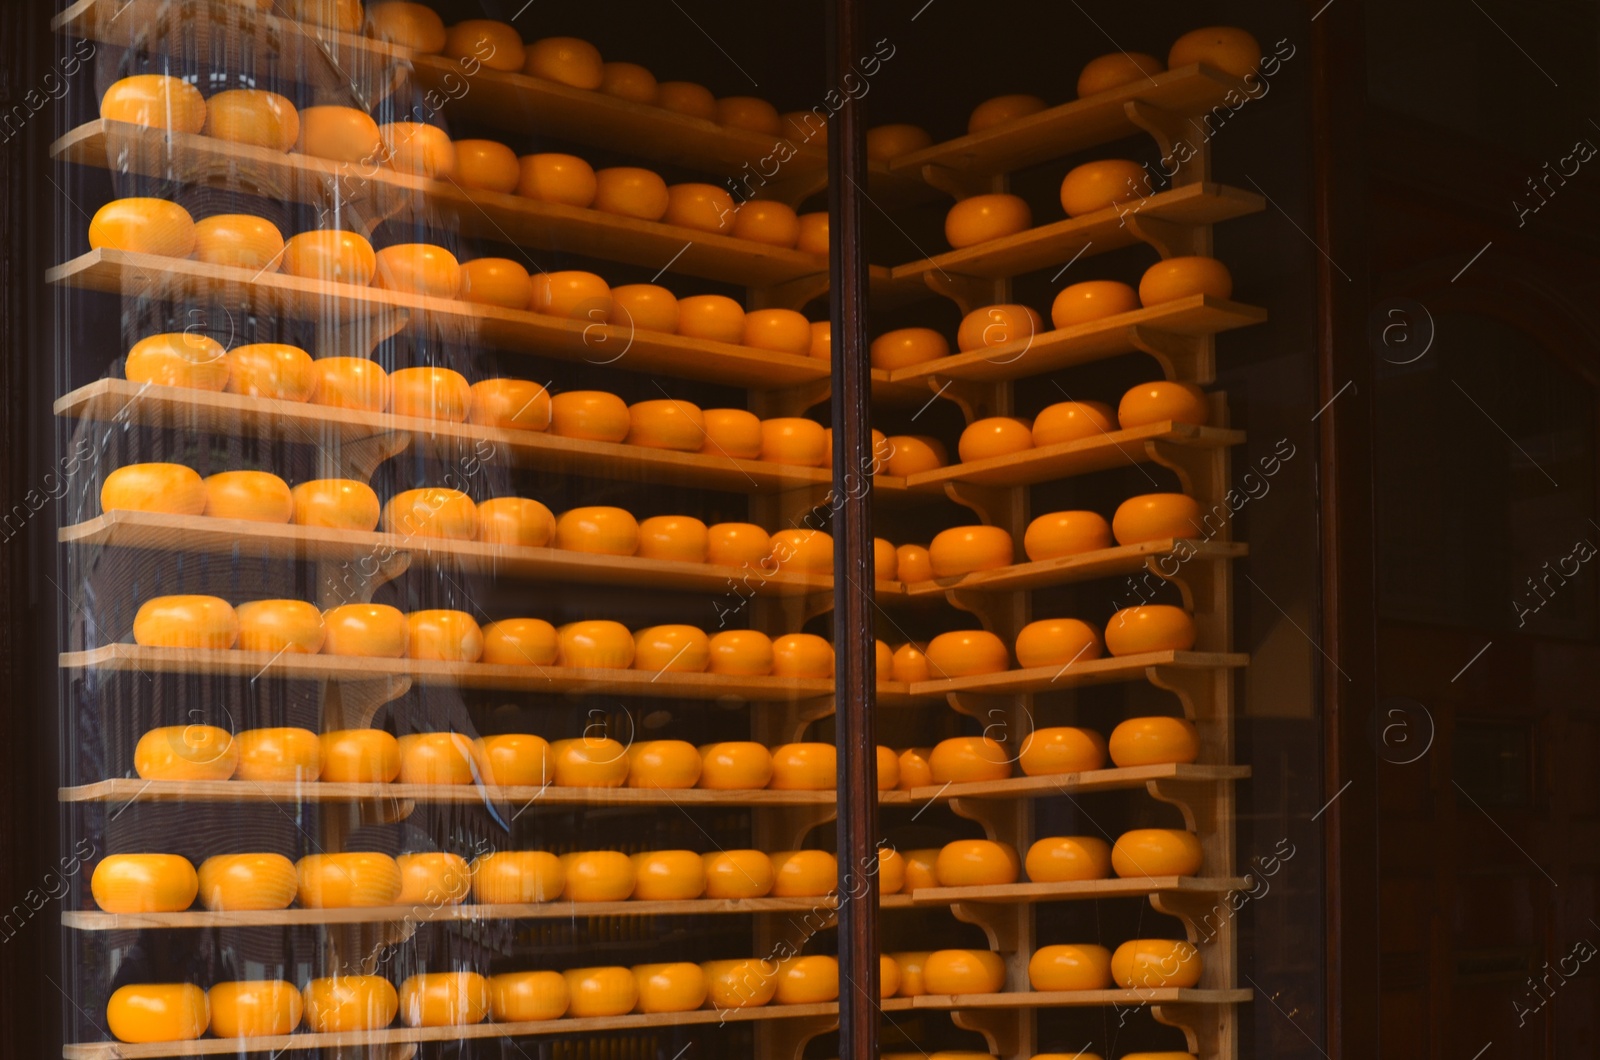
[928,736,1010,783]
[282,229,377,285]
[611,284,679,333]
[892,544,933,582]
[301,976,399,1033]
[944,193,1031,248]
[1025,836,1112,882]
[732,201,802,247]
[1024,510,1113,559]
[563,967,638,1018]
[877,846,905,893]
[809,320,831,359]
[549,390,629,441]
[555,623,635,669]
[383,487,477,539]
[593,166,670,220]
[871,327,950,370]
[395,851,471,905]
[1108,716,1200,767]
[891,643,931,683]
[89,198,196,257]
[224,343,317,402]
[905,850,941,892]
[1104,604,1196,655]
[707,630,774,676]
[874,539,899,582]
[379,121,455,179]
[296,852,402,908]
[770,850,837,898]
[204,89,300,151]
[488,971,568,1022]
[471,851,564,903]
[796,211,829,254]
[876,639,894,675]
[928,525,1013,577]
[774,956,839,1004]
[626,739,702,789]
[1112,492,1203,545]
[656,81,717,120]
[771,632,834,678]
[1029,944,1114,991]
[702,850,774,898]
[1014,618,1103,671]
[468,377,550,432]
[388,365,470,422]
[633,624,710,673]
[1118,380,1210,428]
[1052,280,1140,328]
[101,75,206,133]
[443,21,525,72]
[627,399,706,451]
[480,618,559,666]
[631,850,706,901]
[458,258,532,309]
[957,303,1043,353]
[935,840,1021,886]
[516,152,597,206]
[921,949,1006,995]
[124,332,229,391]
[1018,725,1108,776]
[132,596,239,650]
[1139,257,1235,307]
[91,854,199,914]
[452,139,519,193]
[406,610,484,662]
[197,853,297,911]
[398,973,489,1028]
[866,123,932,161]
[716,95,782,134]
[288,478,379,531]
[398,731,477,784]
[663,183,736,233]
[523,36,603,88]
[958,417,1032,462]
[636,515,709,562]
[701,409,763,459]
[889,952,933,997]
[1032,400,1117,446]
[1112,828,1204,878]
[235,601,325,655]
[1077,52,1165,97]
[925,630,1009,677]
[898,747,933,788]
[677,294,745,343]
[366,2,447,52]
[310,356,390,412]
[313,730,398,785]
[699,740,773,788]
[564,851,635,901]
[769,743,835,790]
[473,733,553,787]
[600,61,658,103]
[884,436,947,477]
[193,213,284,271]
[106,984,209,1043]
[760,418,827,466]
[208,980,302,1038]
[322,603,409,657]
[296,105,382,164]
[553,506,638,555]
[969,93,1048,133]
[215,742,299,819]
[373,243,461,298]
[633,963,708,1013]
[1060,159,1150,217]
[102,463,206,516]
[476,496,555,547]
[1168,26,1262,78]
[743,308,812,355]
[1111,939,1202,989]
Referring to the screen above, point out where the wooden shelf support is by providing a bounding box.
[1128,324,1216,384]
[1151,998,1242,1060]
[1125,213,1213,260]
[951,1006,1030,1059]
[1124,101,1213,188]
[923,272,1007,317]
[311,308,410,362]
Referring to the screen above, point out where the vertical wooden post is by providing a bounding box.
[827,0,878,1057]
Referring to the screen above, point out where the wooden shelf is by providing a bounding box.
[889,183,1264,284]
[908,876,1249,906]
[884,295,1266,386]
[910,987,1252,1010]
[53,121,834,289]
[889,64,1251,180]
[59,1001,840,1060]
[901,538,1246,598]
[909,649,1246,697]
[899,763,1250,803]
[902,421,1243,491]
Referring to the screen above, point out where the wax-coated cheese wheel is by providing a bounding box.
[290,479,380,531]
[296,105,382,164]
[1168,26,1262,78]
[282,229,376,285]
[398,972,490,1027]
[204,89,300,151]
[1104,604,1196,655]
[921,949,1006,994]
[296,852,402,908]
[197,853,298,911]
[322,603,409,657]
[631,850,705,901]
[969,93,1047,133]
[471,851,564,903]
[101,75,206,133]
[1025,510,1113,560]
[1029,944,1114,991]
[1108,716,1200,767]
[132,596,239,650]
[102,463,206,516]
[208,980,302,1038]
[702,850,774,898]
[319,729,401,782]
[523,36,603,89]
[488,971,568,1022]
[1077,51,1164,97]
[301,976,399,1032]
[91,854,198,914]
[1111,939,1202,989]
[1025,836,1112,882]
[124,332,229,391]
[564,851,635,902]
[106,984,209,1043]
[1013,619,1103,671]
[517,152,597,206]
[1060,159,1149,217]
[925,630,1009,677]
[1111,828,1204,878]
[1017,725,1107,776]
[944,193,1030,248]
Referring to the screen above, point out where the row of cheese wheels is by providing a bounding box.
[126,594,1201,672]
[129,719,1199,787]
[89,828,1203,916]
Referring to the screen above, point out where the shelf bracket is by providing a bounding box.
[1147,666,1232,754]
[1125,213,1212,260]
[923,272,1006,317]
[1152,999,1239,1060]
[750,272,832,313]
[312,307,410,362]
[752,380,833,419]
[917,163,997,202]
[755,1013,839,1060]
[758,170,830,210]
[941,482,1015,527]
[944,588,1013,635]
[1150,889,1245,953]
[316,549,413,609]
[1124,100,1212,188]
[1143,438,1220,497]
[926,375,998,423]
[1128,325,1215,384]
[950,898,1023,954]
[1146,779,1227,841]
[317,431,413,485]
[323,675,413,731]
[951,1007,1028,1058]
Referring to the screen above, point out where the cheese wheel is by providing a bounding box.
[1077,52,1164,97]
[319,729,401,782]
[866,123,932,161]
[593,166,670,220]
[296,852,402,907]
[743,309,812,355]
[707,630,774,675]
[957,303,1043,353]
[1032,400,1117,446]
[397,731,477,784]
[633,963,708,1013]
[759,418,827,466]
[769,742,835,790]
[398,973,489,1028]
[958,417,1032,462]
[702,850,774,898]
[235,600,325,655]
[770,850,837,897]
[101,75,206,133]
[809,320,831,359]
[921,949,1006,995]
[290,479,380,531]
[1111,939,1202,989]
[471,851,564,903]
[301,976,399,1032]
[731,201,801,247]
[91,854,199,914]
[564,851,635,901]
[1013,619,1103,670]
[1029,944,1114,991]
[106,984,209,1043]
[89,198,196,257]
[928,736,1010,783]
[1017,725,1108,776]
[611,284,679,333]
[627,740,702,788]
[124,332,229,391]
[284,0,362,30]
[391,366,472,421]
[1112,492,1204,545]
[204,89,300,151]
[405,610,483,662]
[871,327,950,370]
[523,36,603,88]
[1111,828,1204,878]
[636,514,710,563]
[677,294,745,343]
[296,106,382,164]
[889,952,933,997]
[715,95,781,134]
[197,853,298,910]
[480,618,558,666]
[1104,604,1196,655]
[627,399,706,450]
[1168,26,1262,78]
[379,121,455,178]
[1060,158,1150,217]
[884,436,947,477]
[633,624,710,673]
[1024,510,1113,560]
[600,62,658,103]
[208,980,302,1038]
[968,93,1048,133]
[555,622,635,669]
[631,850,706,901]
[1108,716,1200,767]
[477,496,555,547]
[897,747,933,789]
[366,3,447,52]
[701,409,763,459]
[132,596,239,650]
[473,734,553,787]
[383,487,477,539]
[698,740,773,788]
[488,972,569,1022]
[774,956,839,1004]
[663,183,736,233]
[282,229,377,285]
[1052,279,1140,328]
[310,356,389,412]
[925,629,1009,677]
[771,632,834,678]
[468,378,550,431]
[877,846,905,893]
[563,967,638,1017]
[322,603,409,657]
[796,211,829,254]
[656,81,717,120]
[395,851,471,905]
[204,469,293,523]
[443,21,524,72]
[459,258,531,310]
[928,526,1013,577]
[1025,836,1112,882]
[373,243,461,298]
[1118,380,1209,429]
[891,643,931,682]
[222,343,317,403]
[549,390,629,441]
[934,840,1021,886]
[944,193,1030,248]
[452,139,520,193]
[553,506,638,555]
[516,152,597,206]
[193,213,284,271]
[102,463,206,516]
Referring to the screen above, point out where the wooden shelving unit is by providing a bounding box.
[50,4,1267,1059]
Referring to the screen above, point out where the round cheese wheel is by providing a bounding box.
[701,409,763,459]
[775,956,839,1004]
[945,193,1031,248]
[663,183,736,233]
[319,729,400,782]
[935,839,1021,886]
[866,123,932,161]
[383,487,477,539]
[871,327,950,370]
[549,390,629,441]
[769,742,835,790]
[627,399,706,450]
[928,525,1013,576]
[1018,725,1108,776]
[322,603,409,657]
[193,213,284,271]
[395,851,471,905]
[235,601,325,655]
[925,630,1009,677]
[488,971,568,1022]
[286,478,378,531]
[637,514,712,562]
[891,643,931,682]
[516,152,597,206]
[743,308,812,355]
[1060,159,1149,217]
[809,321,831,359]
[1077,52,1165,97]
[631,850,706,901]
[1112,492,1203,545]
[1013,619,1103,670]
[958,417,1032,462]
[897,746,933,788]
[716,95,781,134]
[204,89,300,151]
[471,851,564,903]
[921,949,1006,994]
[771,632,834,678]
[600,61,658,103]
[452,139,519,193]
[969,93,1048,133]
[366,3,447,52]
[124,332,229,391]
[627,739,702,789]
[301,976,399,1032]
[106,984,209,1043]
[1032,400,1117,446]
[677,294,745,343]
[534,269,615,322]
[703,958,779,1009]
[1108,715,1200,767]
[1104,604,1196,655]
[282,229,376,285]
[89,198,196,257]
[91,854,198,913]
[295,852,402,907]
[476,496,556,547]
[1025,835,1112,882]
[707,630,774,675]
[553,506,638,555]
[760,418,827,466]
[796,211,829,254]
[702,850,774,898]
[904,850,940,892]
[593,166,670,220]
[555,622,635,669]
[1118,380,1209,429]
[443,21,525,72]
[473,733,554,787]
[770,850,837,897]
[874,539,899,582]
[885,436,947,477]
[633,962,708,1013]
[397,731,477,785]
[373,243,461,298]
[1112,828,1204,878]
[1168,26,1263,78]
[101,75,206,133]
[1052,279,1140,328]
[224,344,317,402]
[458,258,531,310]
[102,462,206,516]
[310,356,389,412]
[928,736,1010,783]
[523,35,603,87]
[398,972,489,1027]
[656,81,717,120]
[957,303,1043,353]
[732,201,801,247]
[197,853,297,910]
[379,121,455,178]
[132,596,239,650]
[389,365,471,422]
[877,846,905,893]
[405,610,483,662]
[1024,510,1113,560]
[698,740,773,788]
[632,624,710,673]
[480,618,559,666]
[296,106,382,164]
[611,284,679,333]
[564,851,635,901]
[208,980,302,1038]
[134,724,237,780]
[1111,939,1202,989]
[1029,944,1114,991]
[889,951,933,997]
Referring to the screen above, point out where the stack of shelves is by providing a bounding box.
[50,3,1264,1058]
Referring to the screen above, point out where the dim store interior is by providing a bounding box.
[0,0,1597,1058]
